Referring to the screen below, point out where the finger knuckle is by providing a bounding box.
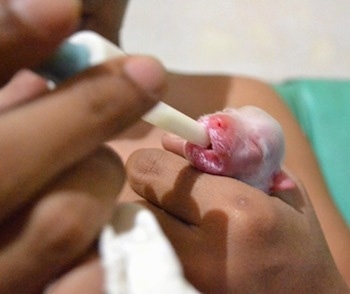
[127,149,166,184]
[231,194,280,243]
[80,73,123,120]
[32,203,91,261]
[75,65,153,133]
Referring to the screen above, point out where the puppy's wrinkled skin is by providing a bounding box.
[185,106,292,193]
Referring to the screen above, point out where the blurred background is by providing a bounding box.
[121,0,350,82]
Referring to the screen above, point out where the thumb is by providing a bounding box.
[0,0,81,84]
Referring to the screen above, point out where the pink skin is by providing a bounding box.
[184,106,293,193]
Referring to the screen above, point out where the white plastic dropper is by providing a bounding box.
[46,31,210,147]
[142,102,210,147]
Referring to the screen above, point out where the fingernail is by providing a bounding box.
[9,0,81,37]
[123,57,166,97]
[163,133,183,141]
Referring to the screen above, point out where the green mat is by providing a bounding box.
[274,79,350,225]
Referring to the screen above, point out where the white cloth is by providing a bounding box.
[99,203,200,294]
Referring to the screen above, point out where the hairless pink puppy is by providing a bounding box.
[183,106,295,193]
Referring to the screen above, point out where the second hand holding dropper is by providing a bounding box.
[37,31,210,148]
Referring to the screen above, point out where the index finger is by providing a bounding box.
[126,148,276,226]
[0,56,165,221]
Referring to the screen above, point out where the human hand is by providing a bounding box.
[124,148,349,293]
[0,0,81,85]
[0,1,166,292]
[79,0,129,44]
[1,0,129,85]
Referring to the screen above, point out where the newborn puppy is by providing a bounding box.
[184,106,293,193]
